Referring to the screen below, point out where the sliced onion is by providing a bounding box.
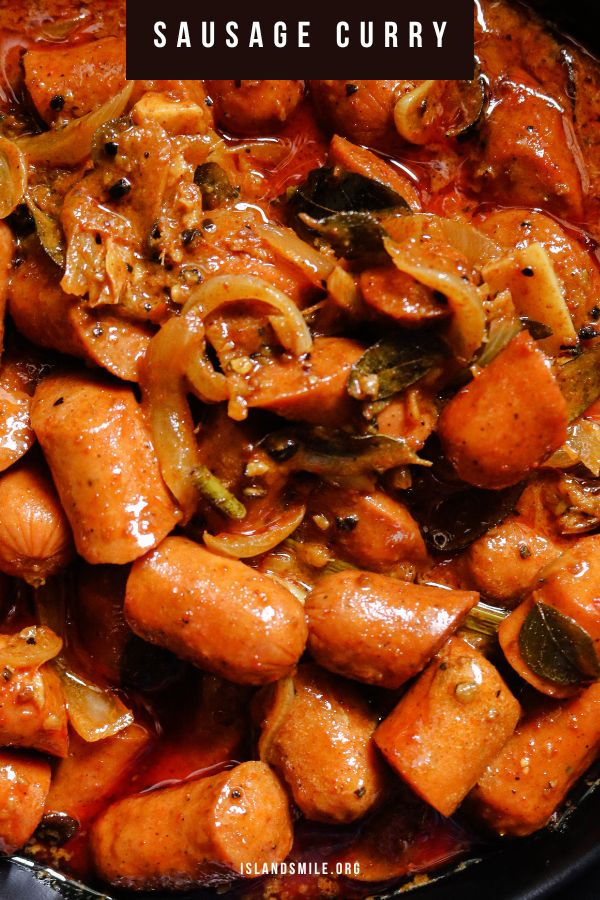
[545,419,600,476]
[34,583,133,743]
[256,222,335,288]
[386,213,501,269]
[384,236,485,364]
[56,661,134,743]
[183,274,313,356]
[186,355,229,403]
[17,81,134,167]
[0,137,27,219]
[204,504,306,558]
[482,242,577,355]
[141,313,205,520]
[25,194,65,267]
[0,626,62,670]
[394,81,444,144]
[326,265,363,315]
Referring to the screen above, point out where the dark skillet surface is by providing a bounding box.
[3,2,600,899]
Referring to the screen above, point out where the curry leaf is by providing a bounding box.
[519,601,600,686]
[261,425,426,478]
[288,166,411,262]
[347,335,446,402]
[556,342,600,421]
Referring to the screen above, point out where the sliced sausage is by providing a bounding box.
[256,663,387,823]
[247,337,364,427]
[0,751,51,854]
[23,37,126,123]
[470,683,600,836]
[360,267,448,326]
[499,535,600,697]
[439,333,568,489]
[476,70,583,220]
[205,80,304,135]
[307,570,478,688]
[374,637,521,816]
[311,486,427,572]
[0,222,13,355]
[329,135,421,209]
[125,536,307,684]
[309,80,405,149]
[45,723,150,826]
[30,372,180,564]
[0,456,73,585]
[90,761,293,890]
[0,658,68,757]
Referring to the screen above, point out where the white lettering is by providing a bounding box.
[225,21,238,47]
[249,21,263,47]
[153,21,166,48]
[385,21,398,48]
[177,21,191,48]
[337,21,349,48]
[433,20,447,47]
[409,21,422,48]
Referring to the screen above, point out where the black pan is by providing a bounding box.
[2,2,600,898]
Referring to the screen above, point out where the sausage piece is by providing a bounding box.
[90,761,293,890]
[470,684,600,836]
[256,664,387,823]
[499,535,600,697]
[0,751,51,854]
[439,333,568,489]
[0,658,68,757]
[374,637,521,816]
[311,486,427,572]
[307,570,478,688]
[0,222,13,355]
[309,81,405,149]
[30,372,180,565]
[125,536,307,684]
[24,37,126,123]
[476,69,583,220]
[45,724,150,826]
[247,337,364,427]
[205,80,304,135]
[0,456,73,585]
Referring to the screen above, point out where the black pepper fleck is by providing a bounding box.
[104,140,119,156]
[578,325,600,340]
[202,218,216,232]
[345,83,359,96]
[335,514,359,532]
[53,397,64,407]
[108,178,131,201]
[49,94,64,111]
[230,789,242,799]
[521,267,534,277]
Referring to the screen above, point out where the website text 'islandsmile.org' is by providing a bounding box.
[240,861,362,877]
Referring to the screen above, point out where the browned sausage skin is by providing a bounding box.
[125,536,307,684]
[0,455,73,585]
[30,372,180,564]
[499,535,600,697]
[256,663,387,823]
[206,80,304,135]
[470,683,600,836]
[0,651,68,757]
[90,761,293,890]
[0,751,51,854]
[375,637,521,817]
[307,570,478,689]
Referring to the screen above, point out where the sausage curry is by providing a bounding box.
[0,0,600,896]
